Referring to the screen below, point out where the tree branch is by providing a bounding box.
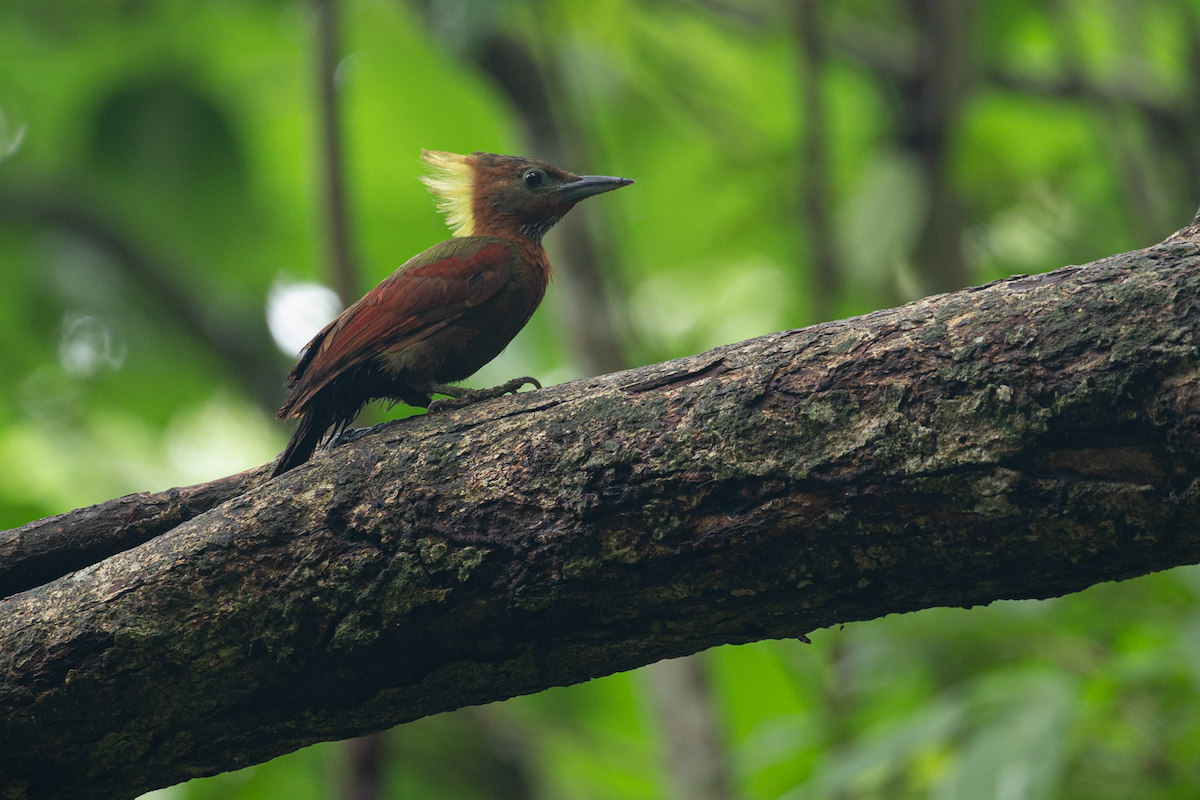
[796,0,842,321]
[827,14,1187,124]
[6,221,1200,799]
[313,0,360,305]
[0,465,272,600]
[0,185,288,410]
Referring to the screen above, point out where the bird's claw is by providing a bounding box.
[428,376,541,414]
[503,375,542,392]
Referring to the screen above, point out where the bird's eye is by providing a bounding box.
[523,169,544,188]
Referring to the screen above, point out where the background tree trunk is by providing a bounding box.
[5,219,1200,800]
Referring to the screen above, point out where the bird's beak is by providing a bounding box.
[559,175,635,202]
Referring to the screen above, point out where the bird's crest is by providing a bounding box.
[420,150,475,237]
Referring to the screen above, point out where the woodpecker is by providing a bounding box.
[272,150,633,476]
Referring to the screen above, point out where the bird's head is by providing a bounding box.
[421,150,633,242]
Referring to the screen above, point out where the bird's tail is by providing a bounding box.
[273,411,326,477]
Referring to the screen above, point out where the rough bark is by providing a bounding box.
[6,221,1200,799]
[0,466,272,600]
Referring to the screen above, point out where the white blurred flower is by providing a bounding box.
[266,277,342,357]
[59,313,127,377]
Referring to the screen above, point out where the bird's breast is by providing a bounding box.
[381,247,550,383]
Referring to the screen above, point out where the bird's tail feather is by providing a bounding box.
[273,412,326,477]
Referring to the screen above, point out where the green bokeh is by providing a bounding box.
[5,0,1200,798]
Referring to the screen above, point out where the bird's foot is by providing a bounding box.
[427,376,542,413]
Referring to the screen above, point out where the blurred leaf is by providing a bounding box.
[786,697,965,799]
[936,672,1076,800]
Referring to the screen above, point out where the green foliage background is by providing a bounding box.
[4,0,1200,798]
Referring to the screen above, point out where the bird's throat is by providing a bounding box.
[519,215,564,243]
[515,236,554,284]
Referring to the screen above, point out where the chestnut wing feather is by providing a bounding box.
[278,238,516,419]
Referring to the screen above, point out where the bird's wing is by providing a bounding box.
[278,237,517,419]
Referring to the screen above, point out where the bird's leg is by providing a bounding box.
[427,376,542,413]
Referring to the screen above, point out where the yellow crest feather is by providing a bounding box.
[420,150,475,237]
